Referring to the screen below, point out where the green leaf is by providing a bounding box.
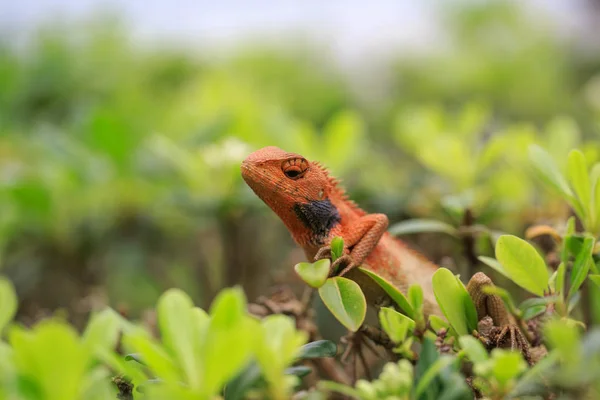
[223,362,262,400]
[518,296,558,313]
[330,237,344,262]
[589,274,600,291]
[428,315,450,332]
[82,308,122,355]
[490,349,527,386]
[414,355,456,398]
[124,353,145,365]
[297,340,338,359]
[318,277,366,332]
[566,216,576,236]
[544,319,581,365]
[389,219,458,237]
[555,262,566,296]
[358,267,414,318]
[318,380,362,399]
[521,305,547,321]
[568,236,595,299]
[294,259,330,288]
[284,365,312,378]
[529,145,573,199]
[203,288,257,396]
[0,277,17,334]
[157,288,202,388]
[432,268,478,335]
[123,330,180,383]
[594,164,600,234]
[459,336,489,363]
[567,149,591,215]
[495,235,549,296]
[477,256,510,279]
[9,321,89,400]
[379,307,415,343]
[408,284,424,315]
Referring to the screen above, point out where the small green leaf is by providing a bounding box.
[408,284,424,315]
[294,259,330,288]
[203,288,257,396]
[567,149,591,214]
[318,380,362,399]
[428,315,450,332]
[566,217,576,236]
[330,237,344,262]
[297,340,337,359]
[495,235,549,296]
[522,305,547,321]
[589,274,600,291]
[124,353,145,365]
[379,307,415,343]
[358,267,414,318]
[223,362,261,400]
[544,319,581,365]
[157,288,202,388]
[432,268,478,335]
[594,165,600,234]
[459,336,489,363]
[284,365,312,378]
[490,349,527,386]
[478,256,510,279]
[568,236,595,299]
[518,296,558,313]
[318,277,366,332]
[389,219,458,237]
[529,145,573,199]
[0,277,17,334]
[83,308,123,355]
[555,262,566,296]
[414,355,456,398]
[256,315,308,393]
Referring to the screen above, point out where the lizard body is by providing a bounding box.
[241,146,440,316]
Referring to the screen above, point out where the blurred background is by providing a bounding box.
[2,0,600,327]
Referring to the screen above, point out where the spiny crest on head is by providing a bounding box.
[311,160,366,216]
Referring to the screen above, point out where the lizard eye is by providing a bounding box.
[282,158,309,180]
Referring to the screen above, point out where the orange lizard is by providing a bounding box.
[241,146,532,359]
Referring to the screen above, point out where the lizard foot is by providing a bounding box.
[329,255,357,277]
[314,245,332,261]
[314,247,358,277]
[494,324,532,365]
[475,318,532,366]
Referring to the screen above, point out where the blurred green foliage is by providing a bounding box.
[0,1,600,325]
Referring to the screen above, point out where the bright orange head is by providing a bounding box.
[241,146,340,244]
[241,146,331,208]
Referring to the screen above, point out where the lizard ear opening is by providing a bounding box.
[282,158,309,180]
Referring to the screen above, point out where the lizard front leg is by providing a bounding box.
[314,214,388,277]
[466,272,532,364]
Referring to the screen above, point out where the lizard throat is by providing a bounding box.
[293,199,341,245]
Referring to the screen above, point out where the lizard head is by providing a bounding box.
[241,146,341,241]
[241,146,332,206]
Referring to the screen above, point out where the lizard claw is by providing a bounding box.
[314,245,332,262]
[496,324,532,365]
[477,322,532,365]
[330,255,357,277]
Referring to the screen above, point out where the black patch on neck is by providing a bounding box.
[293,199,341,244]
